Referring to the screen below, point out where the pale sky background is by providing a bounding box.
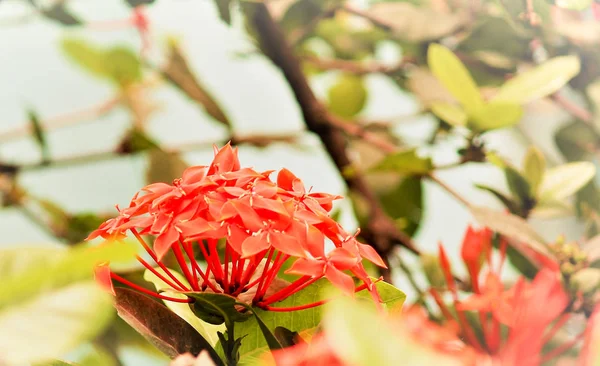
[0,0,589,364]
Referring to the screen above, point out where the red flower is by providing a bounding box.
[88,143,386,310]
[460,226,493,291]
[269,334,348,366]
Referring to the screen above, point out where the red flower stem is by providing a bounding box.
[497,238,508,274]
[541,313,571,346]
[488,315,501,354]
[260,282,378,311]
[236,259,262,294]
[254,249,277,297]
[136,255,187,291]
[182,241,198,285]
[235,257,245,286]
[429,288,455,321]
[454,303,485,353]
[223,244,230,292]
[110,273,192,303]
[257,253,290,299]
[261,275,317,306]
[262,300,327,312]
[130,230,189,291]
[540,331,585,363]
[172,242,200,291]
[181,241,221,293]
[197,240,215,282]
[208,239,225,283]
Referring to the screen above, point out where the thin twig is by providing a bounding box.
[551,93,594,124]
[303,55,408,75]
[0,97,121,142]
[341,5,392,31]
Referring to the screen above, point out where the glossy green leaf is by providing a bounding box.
[144,268,224,346]
[539,162,596,201]
[327,73,367,119]
[427,44,483,113]
[249,308,284,351]
[493,56,580,104]
[371,149,433,175]
[234,279,405,356]
[324,298,460,366]
[185,292,252,325]
[468,102,523,131]
[429,102,467,127]
[523,146,546,196]
[115,288,223,364]
[470,205,552,257]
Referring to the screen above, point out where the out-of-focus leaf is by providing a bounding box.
[184,292,251,326]
[505,244,538,279]
[378,176,423,236]
[0,247,118,365]
[421,253,445,289]
[213,0,233,24]
[234,279,404,356]
[27,109,49,163]
[144,268,224,346]
[0,242,137,309]
[41,3,81,26]
[475,184,521,215]
[40,361,78,366]
[61,39,107,79]
[538,162,596,202]
[77,345,118,366]
[66,213,111,244]
[280,0,323,34]
[427,44,483,113]
[315,18,386,59]
[371,149,433,175]
[530,200,572,219]
[470,206,551,257]
[407,67,455,106]
[555,120,599,161]
[430,102,467,127]
[571,268,600,293]
[163,44,231,127]
[468,102,523,131]
[555,0,592,11]
[327,73,367,118]
[523,146,545,196]
[324,298,460,366]
[366,3,464,42]
[146,149,189,184]
[104,47,142,86]
[125,0,155,6]
[493,56,581,104]
[504,166,532,209]
[115,288,223,364]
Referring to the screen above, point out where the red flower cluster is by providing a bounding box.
[430,226,577,365]
[90,143,385,310]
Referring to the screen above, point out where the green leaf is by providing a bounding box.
[327,73,367,119]
[505,244,538,279]
[185,292,252,326]
[475,184,521,215]
[378,176,423,236]
[40,3,82,26]
[61,39,109,79]
[0,242,137,309]
[555,0,592,11]
[146,149,189,184]
[470,205,552,257]
[214,0,233,24]
[324,298,460,366]
[429,102,467,127]
[371,149,433,175]
[144,268,224,346]
[27,109,50,163]
[493,56,581,104]
[76,345,118,366]
[468,102,523,131]
[115,288,224,365]
[427,44,483,113]
[0,282,114,365]
[539,162,596,201]
[273,327,298,348]
[103,47,142,86]
[555,120,599,161]
[504,166,532,208]
[523,146,546,196]
[234,279,405,357]
[249,309,284,350]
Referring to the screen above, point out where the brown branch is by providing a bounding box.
[302,55,408,75]
[551,93,594,124]
[243,3,419,259]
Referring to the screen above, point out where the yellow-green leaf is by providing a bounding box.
[539,161,596,201]
[427,44,483,113]
[430,102,467,127]
[468,102,523,131]
[327,73,368,119]
[493,56,581,104]
[523,146,546,196]
[371,149,433,175]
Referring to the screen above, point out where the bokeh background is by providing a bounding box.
[0,0,595,364]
